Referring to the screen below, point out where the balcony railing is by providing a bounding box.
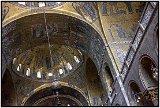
[120,2,158,81]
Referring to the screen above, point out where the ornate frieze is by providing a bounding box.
[132,29,143,51]
[126,48,134,66]
[141,4,154,29]
[121,65,128,79]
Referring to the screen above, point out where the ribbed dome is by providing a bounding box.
[12,44,83,82]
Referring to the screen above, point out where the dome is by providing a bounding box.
[12,44,83,82]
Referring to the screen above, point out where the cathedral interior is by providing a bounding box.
[1,1,159,106]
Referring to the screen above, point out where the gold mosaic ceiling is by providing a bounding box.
[2,2,145,78]
[12,44,83,82]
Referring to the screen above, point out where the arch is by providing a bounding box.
[128,80,155,106]
[2,69,17,106]
[22,82,90,106]
[139,55,158,89]
[2,8,108,105]
[2,9,110,107]
[2,12,108,80]
[128,80,142,106]
[103,63,114,93]
[33,95,82,106]
[86,58,105,106]
[23,82,89,106]
[138,55,158,106]
[139,54,157,67]
[2,7,104,40]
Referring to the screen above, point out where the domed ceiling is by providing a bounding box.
[12,44,83,82]
[2,2,145,74]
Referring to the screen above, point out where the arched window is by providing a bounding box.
[129,81,155,106]
[104,65,114,93]
[139,56,158,106]
[139,56,158,88]
[129,81,142,106]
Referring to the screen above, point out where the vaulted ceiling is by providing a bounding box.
[1,2,146,106]
[2,2,145,71]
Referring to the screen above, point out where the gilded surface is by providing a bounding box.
[98,2,145,70]
[2,2,146,106]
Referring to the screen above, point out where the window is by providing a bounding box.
[37,71,41,78]
[78,50,82,55]
[18,2,25,5]
[129,81,142,106]
[67,63,72,70]
[26,68,30,76]
[17,64,21,72]
[12,58,16,64]
[139,56,158,88]
[39,2,45,7]
[48,73,53,77]
[74,56,80,63]
[59,69,63,75]
[17,66,20,72]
